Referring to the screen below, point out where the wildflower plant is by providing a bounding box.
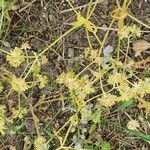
[57,70,94,107]
[37,74,48,89]
[47,0,150,148]
[0,68,29,93]
[119,24,141,39]
[34,136,47,150]
[6,47,25,68]
[10,75,29,93]
[127,119,140,131]
[11,107,28,119]
[0,0,150,149]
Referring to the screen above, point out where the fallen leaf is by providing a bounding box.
[25,118,36,134]
[133,56,150,68]
[9,146,16,150]
[133,40,150,56]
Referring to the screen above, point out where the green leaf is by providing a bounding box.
[4,11,10,20]
[89,123,96,134]
[112,99,134,113]
[101,141,111,150]
[83,144,98,150]
[127,130,150,142]
[0,0,5,8]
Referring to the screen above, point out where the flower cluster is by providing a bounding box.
[37,74,48,89]
[40,55,48,65]
[138,98,150,114]
[57,71,94,107]
[6,47,25,68]
[130,78,150,97]
[34,136,47,150]
[11,107,28,119]
[119,24,141,39]
[127,119,140,131]
[10,75,29,93]
[98,94,117,107]
[108,72,127,86]
[84,47,101,63]
[0,68,29,93]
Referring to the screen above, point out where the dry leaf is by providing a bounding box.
[9,146,16,150]
[134,56,150,68]
[23,136,32,150]
[133,40,150,56]
[25,118,36,134]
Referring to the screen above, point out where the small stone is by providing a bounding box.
[2,41,11,47]
[68,48,74,58]
[54,122,60,130]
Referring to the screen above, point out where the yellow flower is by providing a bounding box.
[138,98,150,114]
[108,72,127,86]
[92,71,104,80]
[37,74,48,88]
[12,107,28,119]
[6,47,25,68]
[57,71,94,107]
[58,71,94,96]
[57,71,77,90]
[31,63,41,76]
[127,119,140,131]
[21,42,31,50]
[84,47,100,62]
[41,55,48,65]
[34,136,47,150]
[129,24,141,37]
[0,68,29,93]
[132,78,150,97]
[119,26,130,39]
[97,94,117,107]
[10,75,29,92]
[119,24,141,39]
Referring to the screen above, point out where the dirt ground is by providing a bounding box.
[0,0,150,150]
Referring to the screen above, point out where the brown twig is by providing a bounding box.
[19,0,37,12]
[60,0,105,14]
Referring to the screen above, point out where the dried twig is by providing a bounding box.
[60,0,105,14]
[19,0,37,12]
